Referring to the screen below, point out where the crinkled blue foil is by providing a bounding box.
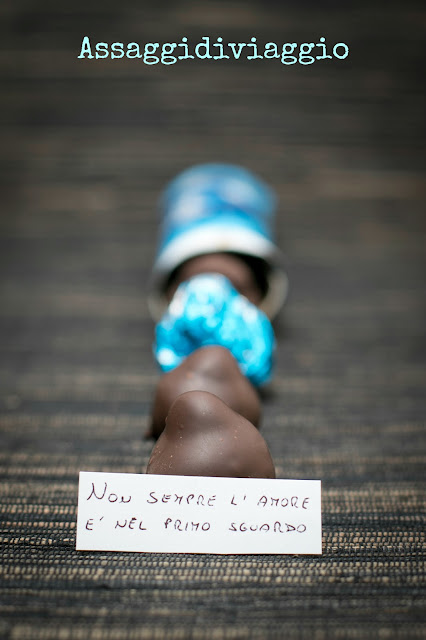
[154,273,275,386]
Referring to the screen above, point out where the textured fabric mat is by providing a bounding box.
[0,1,425,639]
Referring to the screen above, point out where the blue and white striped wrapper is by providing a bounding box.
[148,164,288,321]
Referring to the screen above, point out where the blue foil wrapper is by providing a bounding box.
[154,274,275,386]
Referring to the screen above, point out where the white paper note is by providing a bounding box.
[76,471,322,555]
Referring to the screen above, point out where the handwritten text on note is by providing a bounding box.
[76,472,322,555]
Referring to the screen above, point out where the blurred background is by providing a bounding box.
[1,1,425,639]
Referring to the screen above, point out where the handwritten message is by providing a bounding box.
[76,472,322,555]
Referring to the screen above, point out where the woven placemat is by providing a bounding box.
[0,1,425,638]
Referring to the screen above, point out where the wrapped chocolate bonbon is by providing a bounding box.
[148,163,287,321]
[154,273,275,387]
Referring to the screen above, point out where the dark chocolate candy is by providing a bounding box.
[166,253,264,306]
[147,346,261,439]
[146,390,275,478]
